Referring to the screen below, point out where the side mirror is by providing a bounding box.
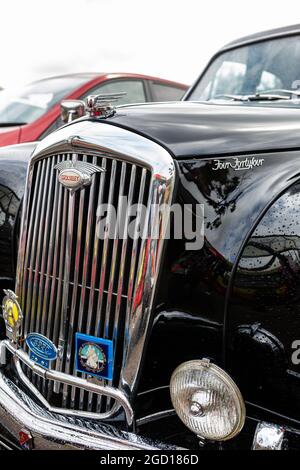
[60,100,86,124]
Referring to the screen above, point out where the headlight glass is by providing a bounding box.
[170,359,245,441]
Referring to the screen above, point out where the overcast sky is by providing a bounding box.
[1,0,300,89]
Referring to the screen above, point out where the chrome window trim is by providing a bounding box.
[15,119,176,417]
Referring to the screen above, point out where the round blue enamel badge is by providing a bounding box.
[26,333,57,363]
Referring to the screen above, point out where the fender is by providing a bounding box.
[138,149,300,429]
[228,178,300,424]
[0,142,37,292]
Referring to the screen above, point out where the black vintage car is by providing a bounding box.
[1,24,300,451]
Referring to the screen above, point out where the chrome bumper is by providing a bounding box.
[0,371,177,450]
[0,339,133,424]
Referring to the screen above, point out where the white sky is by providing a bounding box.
[1,0,300,89]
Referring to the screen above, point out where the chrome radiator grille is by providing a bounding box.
[17,151,151,413]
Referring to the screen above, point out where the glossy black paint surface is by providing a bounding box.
[0,142,37,285]
[140,150,300,431]
[228,180,300,421]
[107,102,300,157]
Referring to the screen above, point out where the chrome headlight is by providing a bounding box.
[170,359,246,441]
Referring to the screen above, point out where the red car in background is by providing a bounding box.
[0,73,187,147]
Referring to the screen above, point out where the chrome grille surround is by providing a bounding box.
[15,121,176,420]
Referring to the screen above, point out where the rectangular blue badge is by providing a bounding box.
[75,333,114,380]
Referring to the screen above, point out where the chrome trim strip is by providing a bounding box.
[137,409,176,426]
[1,340,133,425]
[0,439,13,450]
[0,372,178,450]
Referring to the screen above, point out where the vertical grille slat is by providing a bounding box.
[29,159,48,335]
[35,158,54,334]
[22,161,43,337]
[125,168,147,327]
[59,183,76,401]
[84,157,107,411]
[104,162,127,339]
[18,150,154,415]
[32,158,53,389]
[95,159,117,338]
[41,155,60,338]
[113,164,136,351]
[46,155,65,340]
[93,159,117,412]
[51,169,70,395]
[86,156,107,334]
[74,155,98,410]
[64,156,88,408]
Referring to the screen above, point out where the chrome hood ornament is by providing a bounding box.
[54,159,105,192]
[86,92,126,118]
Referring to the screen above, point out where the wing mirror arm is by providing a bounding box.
[60,100,86,124]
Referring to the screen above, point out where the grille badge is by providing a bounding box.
[26,333,57,369]
[2,289,23,342]
[54,159,105,193]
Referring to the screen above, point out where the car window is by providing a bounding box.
[203,61,247,99]
[0,76,90,125]
[187,35,300,101]
[199,60,282,100]
[257,71,282,92]
[81,79,146,105]
[150,82,185,101]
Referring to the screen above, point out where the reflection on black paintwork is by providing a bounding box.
[167,154,300,324]
[180,160,243,229]
[0,184,20,278]
[228,181,300,419]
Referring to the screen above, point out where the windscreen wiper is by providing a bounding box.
[214,93,290,102]
[261,88,300,98]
